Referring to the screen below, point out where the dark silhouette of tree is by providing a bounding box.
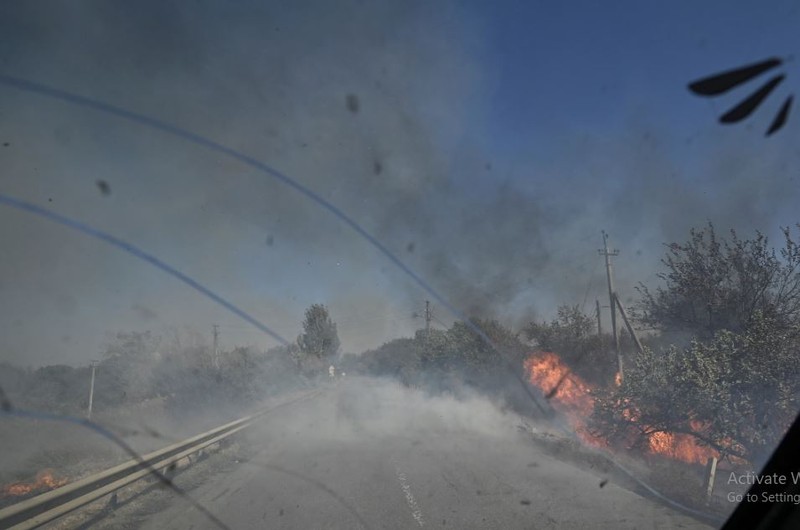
[296,304,340,376]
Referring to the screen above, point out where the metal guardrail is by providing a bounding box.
[0,390,320,530]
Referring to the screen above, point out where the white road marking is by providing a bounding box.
[393,461,425,527]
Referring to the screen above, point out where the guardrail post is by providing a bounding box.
[705,456,718,504]
[108,492,118,511]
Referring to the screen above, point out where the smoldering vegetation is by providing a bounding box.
[0,329,307,495]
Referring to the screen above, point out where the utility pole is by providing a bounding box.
[421,300,433,362]
[614,293,644,354]
[87,360,99,420]
[212,324,220,369]
[595,299,603,336]
[424,300,432,334]
[599,231,623,380]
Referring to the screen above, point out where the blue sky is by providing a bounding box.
[0,0,799,366]
[480,0,799,147]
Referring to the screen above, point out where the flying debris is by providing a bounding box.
[688,56,794,136]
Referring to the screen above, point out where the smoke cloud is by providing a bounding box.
[0,0,798,366]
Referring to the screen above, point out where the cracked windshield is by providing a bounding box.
[1,1,799,529]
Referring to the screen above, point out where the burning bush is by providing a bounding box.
[524,305,620,387]
[525,350,725,465]
[528,224,800,469]
[590,322,796,467]
[587,224,800,468]
[524,351,604,447]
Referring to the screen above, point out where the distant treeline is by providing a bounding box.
[0,331,305,417]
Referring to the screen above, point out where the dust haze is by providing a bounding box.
[278,378,519,444]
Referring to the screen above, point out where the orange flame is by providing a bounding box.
[524,352,605,447]
[646,420,718,465]
[524,351,718,464]
[2,470,68,498]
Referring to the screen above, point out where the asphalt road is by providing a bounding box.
[138,378,714,530]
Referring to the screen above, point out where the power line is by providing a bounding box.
[582,258,601,311]
[336,315,419,332]
[431,315,449,328]
[336,310,417,326]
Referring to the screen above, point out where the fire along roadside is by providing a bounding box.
[728,471,800,486]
